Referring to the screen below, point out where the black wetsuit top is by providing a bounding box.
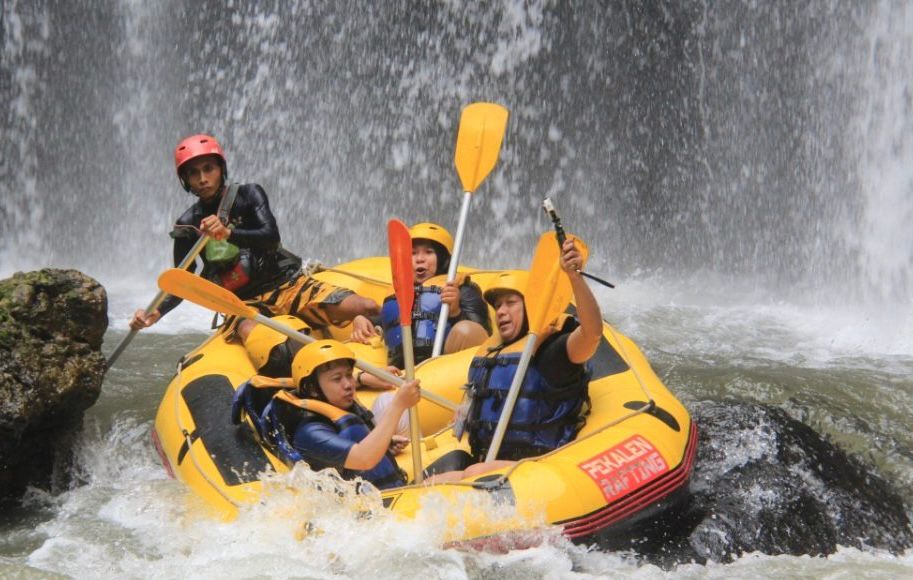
[452,282,491,332]
[159,183,297,316]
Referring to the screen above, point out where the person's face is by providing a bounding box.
[493,291,525,342]
[182,155,223,201]
[316,360,357,409]
[412,240,438,284]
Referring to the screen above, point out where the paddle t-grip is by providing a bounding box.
[542,197,567,246]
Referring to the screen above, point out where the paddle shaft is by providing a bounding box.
[252,313,458,412]
[431,190,473,357]
[401,325,424,483]
[484,333,538,462]
[155,266,455,411]
[484,231,574,461]
[543,197,614,289]
[430,103,509,357]
[107,234,211,366]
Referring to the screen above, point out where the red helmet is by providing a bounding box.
[174,134,227,191]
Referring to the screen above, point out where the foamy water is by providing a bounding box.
[1,282,909,578]
[16,418,913,580]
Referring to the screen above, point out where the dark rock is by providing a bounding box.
[0,269,107,501]
[609,401,913,566]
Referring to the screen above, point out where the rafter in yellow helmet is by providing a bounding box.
[291,340,356,388]
[482,270,529,306]
[408,222,454,255]
[245,315,309,370]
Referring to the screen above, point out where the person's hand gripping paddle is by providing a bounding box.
[430,102,509,358]
[155,268,457,413]
[485,231,589,462]
[387,219,424,483]
[106,234,211,366]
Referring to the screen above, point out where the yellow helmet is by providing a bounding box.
[291,340,356,388]
[245,315,309,371]
[483,270,529,306]
[409,222,454,255]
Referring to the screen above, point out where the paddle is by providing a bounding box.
[430,102,510,358]
[387,219,424,483]
[484,231,589,462]
[106,234,211,366]
[156,268,458,412]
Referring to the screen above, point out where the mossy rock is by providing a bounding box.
[0,269,108,501]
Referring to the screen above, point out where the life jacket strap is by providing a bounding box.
[216,183,240,225]
[250,376,295,389]
[469,411,582,433]
[470,381,584,402]
[469,356,514,369]
[412,310,439,321]
[273,390,346,418]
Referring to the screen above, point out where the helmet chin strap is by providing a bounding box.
[301,377,322,400]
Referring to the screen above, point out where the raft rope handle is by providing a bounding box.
[411,320,658,490]
[172,351,242,508]
[425,397,658,491]
[306,262,390,287]
[492,322,656,482]
[164,272,656,493]
[313,262,513,288]
[604,321,656,403]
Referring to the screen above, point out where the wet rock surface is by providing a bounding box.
[0,269,107,501]
[599,401,913,566]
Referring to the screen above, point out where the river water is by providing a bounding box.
[2,1,912,578]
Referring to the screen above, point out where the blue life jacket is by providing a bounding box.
[380,282,451,367]
[231,375,295,445]
[263,391,406,490]
[465,320,591,461]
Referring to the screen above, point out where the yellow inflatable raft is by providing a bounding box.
[152,257,697,545]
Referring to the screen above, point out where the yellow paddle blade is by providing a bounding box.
[524,232,590,335]
[454,102,509,193]
[157,268,259,319]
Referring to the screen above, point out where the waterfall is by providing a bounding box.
[1,1,910,308]
[1,0,49,273]
[851,1,913,303]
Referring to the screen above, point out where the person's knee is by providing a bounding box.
[463,460,514,479]
[444,320,488,353]
[371,392,409,436]
[237,319,257,341]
